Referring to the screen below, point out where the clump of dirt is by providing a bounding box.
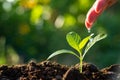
[64,63,120,80]
[0,61,119,80]
[0,61,68,80]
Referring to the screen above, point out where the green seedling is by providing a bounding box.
[47,31,107,73]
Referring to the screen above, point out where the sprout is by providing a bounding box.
[47,31,107,73]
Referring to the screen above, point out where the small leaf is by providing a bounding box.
[66,31,81,51]
[79,36,91,50]
[83,33,107,58]
[47,49,79,60]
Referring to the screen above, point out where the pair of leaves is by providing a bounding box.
[66,31,90,53]
[47,31,107,60]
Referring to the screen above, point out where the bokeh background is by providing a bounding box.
[0,0,120,68]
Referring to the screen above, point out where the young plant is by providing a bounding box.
[47,31,107,73]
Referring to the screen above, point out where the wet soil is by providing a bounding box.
[0,61,120,80]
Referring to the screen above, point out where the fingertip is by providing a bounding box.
[85,20,92,30]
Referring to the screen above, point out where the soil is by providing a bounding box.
[0,61,120,80]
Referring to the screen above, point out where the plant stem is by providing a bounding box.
[79,56,83,73]
[78,50,83,73]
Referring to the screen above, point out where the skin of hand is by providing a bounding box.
[85,0,117,30]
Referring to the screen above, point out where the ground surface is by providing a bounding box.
[0,61,120,80]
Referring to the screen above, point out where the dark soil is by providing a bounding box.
[0,61,120,80]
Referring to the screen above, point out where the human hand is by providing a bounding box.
[85,0,117,30]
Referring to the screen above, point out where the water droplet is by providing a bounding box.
[88,28,91,33]
[90,38,93,42]
[90,33,94,42]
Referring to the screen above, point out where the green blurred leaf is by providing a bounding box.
[64,14,76,27]
[30,5,43,24]
[47,49,79,60]
[66,31,80,52]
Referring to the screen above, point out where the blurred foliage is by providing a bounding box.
[0,0,120,68]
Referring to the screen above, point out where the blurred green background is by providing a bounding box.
[0,0,120,68]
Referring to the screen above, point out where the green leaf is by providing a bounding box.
[66,31,81,51]
[47,49,79,60]
[83,33,107,58]
[79,36,91,50]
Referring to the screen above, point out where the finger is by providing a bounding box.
[85,8,99,29]
[85,0,117,30]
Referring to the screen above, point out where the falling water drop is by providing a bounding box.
[90,33,94,42]
[90,38,93,42]
[87,28,91,33]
